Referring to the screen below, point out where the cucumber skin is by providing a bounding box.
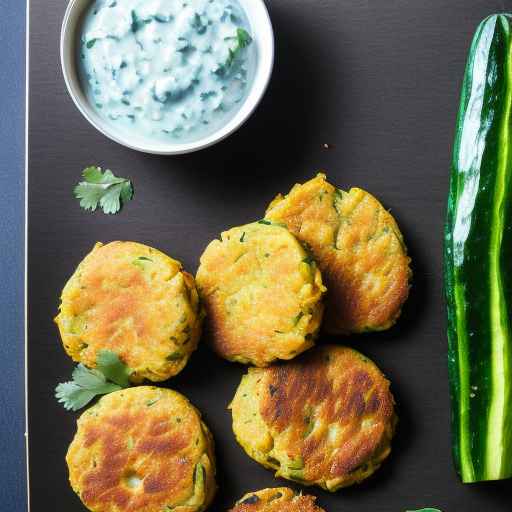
[445,14,512,483]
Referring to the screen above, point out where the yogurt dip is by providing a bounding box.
[78,0,256,143]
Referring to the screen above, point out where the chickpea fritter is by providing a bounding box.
[266,174,411,334]
[55,241,203,383]
[196,221,326,367]
[66,387,216,512]
[229,487,326,512]
[230,345,397,491]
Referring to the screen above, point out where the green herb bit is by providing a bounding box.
[200,90,217,101]
[258,219,271,225]
[303,415,315,438]
[191,12,207,34]
[287,456,304,471]
[74,166,134,215]
[155,14,172,23]
[132,256,153,269]
[234,252,247,263]
[288,471,306,482]
[333,188,344,214]
[267,456,281,467]
[293,311,304,326]
[239,232,246,242]
[192,462,205,494]
[131,10,152,33]
[167,351,184,362]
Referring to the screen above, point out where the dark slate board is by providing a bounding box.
[27,1,512,511]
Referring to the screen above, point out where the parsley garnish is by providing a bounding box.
[55,350,132,411]
[74,166,134,215]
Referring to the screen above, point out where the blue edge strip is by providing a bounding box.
[0,0,27,510]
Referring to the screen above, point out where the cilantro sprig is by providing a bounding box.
[55,350,132,411]
[216,28,252,76]
[74,166,134,215]
[227,28,252,67]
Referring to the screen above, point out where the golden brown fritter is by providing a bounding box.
[196,221,326,367]
[229,488,325,512]
[66,387,216,512]
[230,345,397,491]
[265,174,411,334]
[55,242,203,383]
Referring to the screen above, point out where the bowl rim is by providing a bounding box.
[60,0,275,155]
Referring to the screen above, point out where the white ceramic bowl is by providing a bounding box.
[60,0,274,155]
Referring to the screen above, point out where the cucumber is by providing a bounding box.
[445,14,512,483]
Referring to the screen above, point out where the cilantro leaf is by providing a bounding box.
[55,351,132,411]
[55,382,99,411]
[236,27,252,49]
[55,368,120,412]
[99,183,123,215]
[74,166,134,215]
[81,166,107,183]
[72,364,108,389]
[96,350,132,387]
